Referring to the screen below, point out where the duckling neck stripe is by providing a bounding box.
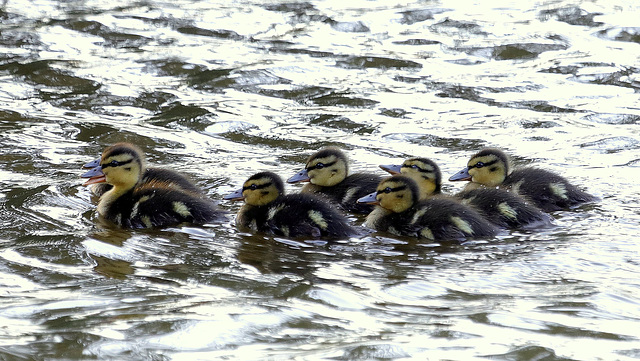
[102,159,134,169]
[307,160,337,171]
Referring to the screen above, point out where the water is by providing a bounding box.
[1,0,639,359]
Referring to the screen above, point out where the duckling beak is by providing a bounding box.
[357,192,379,205]
[379,164,402,175]
[287,169,310,183]
[81,166,106,186]
[83,157,101,169]
[223,188,245,201]
[449,167,471,182]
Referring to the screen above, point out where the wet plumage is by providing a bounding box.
[81,143,224,228]
[358,175,498,241]
[449,148,596,212]
[287,147,381,214]
[225,171,355,238]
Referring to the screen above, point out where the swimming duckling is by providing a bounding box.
[449,148,596,212]
[287,147,382,214]
[357,175,498,241]
[82,146,202,197]
[81,143,224,228]
[224,171,355,238]
[381,157,551,229]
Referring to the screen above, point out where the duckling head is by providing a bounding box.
[224,171,284,206]
[357,175,418,213]
[287,147,348,187]
[81,143,145,191]
[380,157,441,198]
[449,148,510,187]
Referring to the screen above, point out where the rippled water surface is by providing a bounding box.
[1,0,640,359]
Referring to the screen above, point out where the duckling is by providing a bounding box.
[82,147,202,197]
[287,147,382,214]
[357,175,498,241]
[224,171,355,238]
[449,148,596,212]
[381,157,551,229]
[81,143,224,228]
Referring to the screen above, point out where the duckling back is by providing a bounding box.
[457,188,551,229]
[101,185,224,228]
[503,168,597,212]
[410,197,499,241]
[251,193,354,238]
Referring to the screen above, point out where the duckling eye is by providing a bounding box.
[315,163,325,169]
[473,161,485,169]
[383,187,392,194]
[411,165,419,169]
[249,184,258,190]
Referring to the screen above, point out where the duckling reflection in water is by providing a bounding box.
[380,157,551,229]
[81,143,225,228]
[287,147,382,214]
[224,171,355,239]
[358,175,499,241]
[449,148,597,212]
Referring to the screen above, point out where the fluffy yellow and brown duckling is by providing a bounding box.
[449,148,596,212]
[81,143,224,228]
[82,149,202,197]
[224,171,355,238]
[381,157,551,229]
[287,147,382,214]
[357,175,498,241]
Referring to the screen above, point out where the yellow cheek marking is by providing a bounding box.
[308,210,328,230]
[172,202,192,218]
[114,214,122,225]
[249,219,258,231]
[281,225,290,237]
[420,228,434,240]
[141,215,152,228]
[550,182,568,200]
[451,216,473,235]
[498,202,518,220]
[267,204,285,220]
[411,208,427,224]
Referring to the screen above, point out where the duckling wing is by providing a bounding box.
[457,188,552,229]
[505,168,596,212]
[122,188,224,228]
[267,194,355,238]
[411,198,499,241]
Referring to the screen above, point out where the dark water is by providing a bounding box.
[1,0,640,360]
